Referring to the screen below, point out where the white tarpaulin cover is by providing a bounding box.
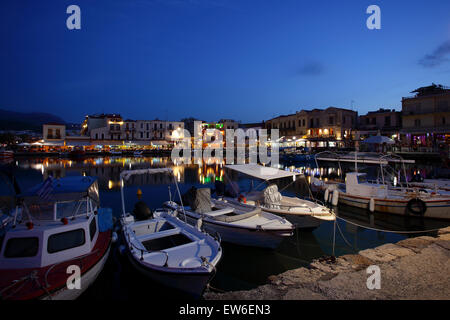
[225,164,300,181]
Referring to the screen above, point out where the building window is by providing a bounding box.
[146,132,149,138]
[414,119,421,127]
[47,229,85,254]
[101,133,104,140]
[302,119,305,127]
[384,116,391,126]
[160,124,163,129]
[4,237,39,258]
[140,132,143,138]
[110,125,114,131]
[329,117,334,125]
[443,117,446,125]
[146,123,149,130]
[95,133,98,140]
[47,128,53,138]
[315,118,319,127]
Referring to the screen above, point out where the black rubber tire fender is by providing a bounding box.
[407,198,426,215]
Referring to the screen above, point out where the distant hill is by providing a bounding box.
[0,109,66,132]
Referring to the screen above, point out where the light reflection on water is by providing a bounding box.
[1,156,449,297]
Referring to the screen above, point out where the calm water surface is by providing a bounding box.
[1,156,448,299]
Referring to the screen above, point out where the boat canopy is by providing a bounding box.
[120,168,173,181]
[225,164,301,181]
[19,176,100,204]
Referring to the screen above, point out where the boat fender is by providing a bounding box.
[111,232,118,243]
[369,198,375,212]
[332,190,339,206]
[328,191,333,204]
[407,198,426,215]
[324,188,330,203]
[196,218,203,231]
[238,194,247,204]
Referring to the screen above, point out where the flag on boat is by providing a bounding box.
[36,176,54,201]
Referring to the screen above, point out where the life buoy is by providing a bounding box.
[238,194,247,204]
[407,198,426,215]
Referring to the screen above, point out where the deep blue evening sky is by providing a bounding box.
[1,0,450,123]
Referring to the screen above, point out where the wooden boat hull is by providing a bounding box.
[124,247,214,298]
[42,245,111,300]
[0,231,111,300]
[184,214,288,249]
[338,193,450,220]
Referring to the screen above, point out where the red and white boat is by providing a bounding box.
[0,176,112,300]
[0,148,14,160]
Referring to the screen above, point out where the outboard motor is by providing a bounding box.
[133,201,152,221]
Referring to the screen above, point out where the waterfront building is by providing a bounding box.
[80,114,184,144]
[400,84,450,150]
[357,108,402,140]
[265,107,357,149]
[43,123,66,141]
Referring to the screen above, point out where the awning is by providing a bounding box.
[225,164,301,181]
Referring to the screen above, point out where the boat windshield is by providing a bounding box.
[26,199,90,221]
[56,199,89,219]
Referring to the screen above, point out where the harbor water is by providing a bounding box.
[1,156,449,299]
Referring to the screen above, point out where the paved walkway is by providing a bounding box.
[205,227,450,300]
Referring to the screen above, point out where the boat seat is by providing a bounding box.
[202,207,234,217]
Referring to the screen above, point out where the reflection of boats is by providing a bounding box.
[219,164,335,229]
[109,150,122,155]
[69,148,86,158]
[164,186,294,249]
[0,176,112,300]
[0,149,14,160]
[120,168,222,298]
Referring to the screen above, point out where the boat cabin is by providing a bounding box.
[0,177,101,269]
[345,172,388,198]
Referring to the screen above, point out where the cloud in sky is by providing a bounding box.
[418,40,450,68]
[296,61,325,76]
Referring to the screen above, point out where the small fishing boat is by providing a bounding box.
[119,168,222,298]
[0,176,113,300]
[217,164,335,229]
[321,172,450,220]
[0,148,14,160]
[314,152,450,219]
[164,186,294,249]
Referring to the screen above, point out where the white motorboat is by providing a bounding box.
[133,150,143,157]
[164,187,294,249]
[218,164,335,229]
[119,168,222,298]
[0,176,113,300]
